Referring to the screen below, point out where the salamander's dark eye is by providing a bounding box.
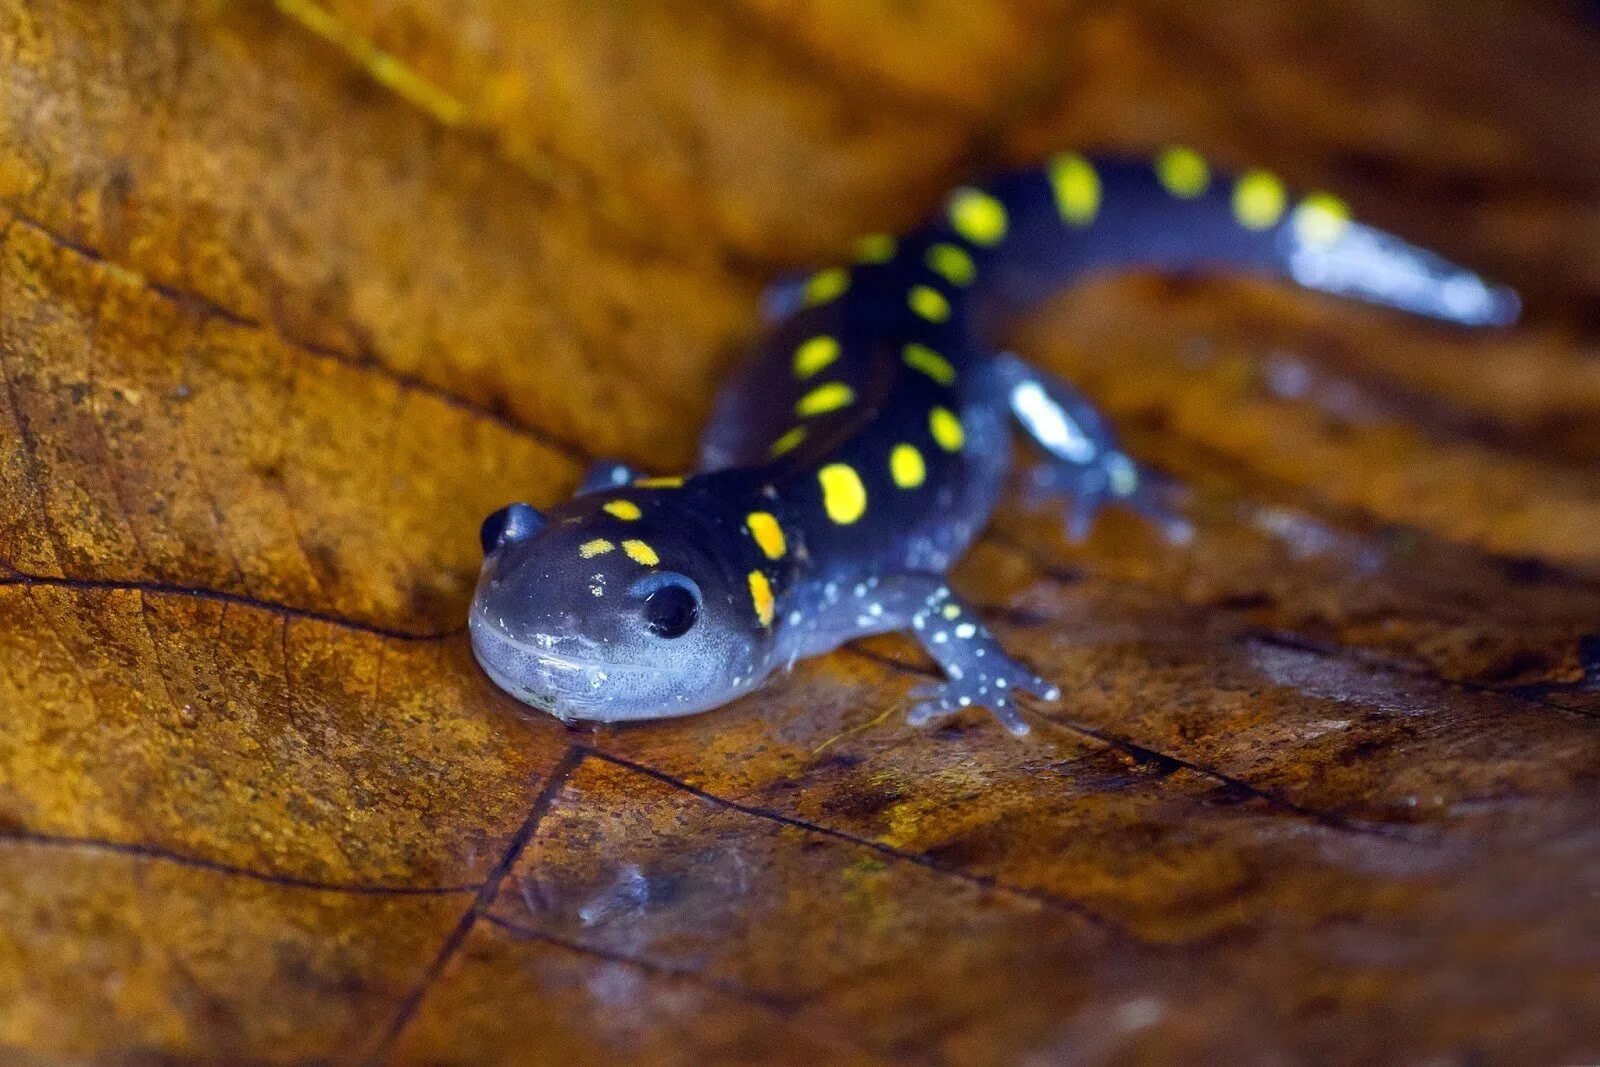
[480,503,545,555]
[642,583,699,638]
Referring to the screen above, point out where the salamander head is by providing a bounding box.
[469,493,773,722]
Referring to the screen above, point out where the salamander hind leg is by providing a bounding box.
[907,583,1059,738]
[995,352,1192,543]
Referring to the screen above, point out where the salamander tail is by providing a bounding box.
[940,150,1519,328]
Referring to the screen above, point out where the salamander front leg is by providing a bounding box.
[994,352,1191,543]
[904,583,1059,737]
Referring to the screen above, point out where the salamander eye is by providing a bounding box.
[480,503,546,555]
[629,573,701,639]
[643,584,698,638]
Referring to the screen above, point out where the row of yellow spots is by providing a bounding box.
[578,536,659,567]
[1233,171,1350,241]
[815,405,965,525]
[788,333,959,433]
[854,232,977,288]
[590,499,660,565]
[799,268,956,333]
[944,148,1351,248]
[1154,146,1351,243]
[789,262,856,431]
[786,232,974,437]
[742,510,786,629]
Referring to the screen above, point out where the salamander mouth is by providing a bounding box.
[467,609,668,720]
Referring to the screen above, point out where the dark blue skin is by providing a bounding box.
[472,151,1518,735]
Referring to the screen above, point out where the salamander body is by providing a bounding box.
[471,150,1517,735]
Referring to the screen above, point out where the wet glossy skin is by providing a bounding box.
[472,150,1517,735]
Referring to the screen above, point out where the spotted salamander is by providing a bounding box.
[471,149,1518,736]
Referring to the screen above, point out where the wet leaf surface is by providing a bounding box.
[3,0,1599,1062]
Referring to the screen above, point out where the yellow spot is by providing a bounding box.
[941,603,960,620]
[770,427,806,457]
[634,476,684,488]
[908,285,950,323]
[947,187,1007,246]
[1048,153,1101,226]
[793,335,841,379]
[1234,169,1286,230]
[818,463,867,525]
[578,538,614,559]
[854,233,896,263]
[929,406,965,452]
[926,243,976,287]
[747,570,775,628]
[621,539,659,566]
[1155,146,1210,199]
[803,268,850,306]
[889,443,926,489]
[1291,192,1350,246]
[602,500,642,521]
[795,382,855,417]
[902,343,955,386]
[746,511,787,560]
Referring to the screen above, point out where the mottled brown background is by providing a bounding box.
[2,1,1599,1063]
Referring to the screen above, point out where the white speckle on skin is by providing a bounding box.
[933,631,949,644]
[949,665,964,680]
[788,610,804,626]
[958,696,971,706]
[954,623,977,639]
[867,603,883,617]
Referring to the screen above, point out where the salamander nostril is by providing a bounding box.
[480,502,547,555]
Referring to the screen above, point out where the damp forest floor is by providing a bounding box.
[3,1,1600,1063]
